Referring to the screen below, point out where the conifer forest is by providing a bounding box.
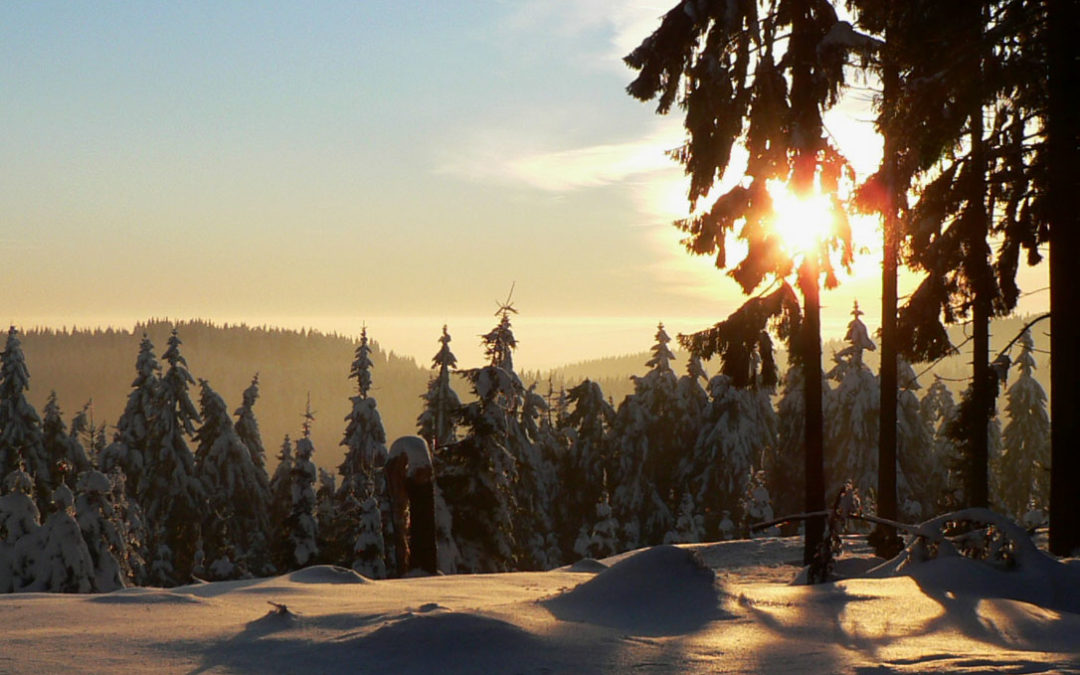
[0,302,1056,590]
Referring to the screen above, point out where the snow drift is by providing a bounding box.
[544,544,728,635]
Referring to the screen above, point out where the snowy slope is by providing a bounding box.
[1,537,1078,674]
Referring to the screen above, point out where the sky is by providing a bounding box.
[0,2,1049,369]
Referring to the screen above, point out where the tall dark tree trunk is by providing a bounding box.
[877,49,899,528]
[787,0,826,565]
[941,1,995,510]
[968,36,993,510]
[801,259,826,564]
[789,0,821,195]
[1048,0,1080,556]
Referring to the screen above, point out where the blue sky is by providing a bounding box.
[0,2,1048,368]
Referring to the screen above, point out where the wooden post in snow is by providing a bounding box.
[387,436,438,576]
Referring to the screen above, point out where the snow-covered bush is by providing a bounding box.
[872,508,1045,575]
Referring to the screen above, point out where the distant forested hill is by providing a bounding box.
[19,320,431,475]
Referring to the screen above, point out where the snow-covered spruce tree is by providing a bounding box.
[572,525,591,560]
[997,329,1050,519]
[42,392,90,484]
[586,483,619,560]
[824,303,881,503]
[268,435,295,572]
[40,393,67,472]
[718,510,736,541]
[557,379,614,560]
[609,324,682,548]
[473,307,558,571]
[920,375,955,428]
[664,490,705,545]
[440,306,523,573]
[417,325,461,451]
[766,364,810,529]
[67,401,96,473]
[482,303,517,372]
[99,334,160,500]
[335,328,390,575]
[88,422,108,469]
[232,373,273,575]
[673,355,709,522]
[921,375,957,458]
[514,382,559,569]
[681,369,778,539]
[105,467,148,586]
[194,379,270,579]
[417,325,463,574]
[349,475,386,579]
[286,404,319,569]
[740,470,776,535]
[676,354,709,463]
[27,482,95,593]
[539,379,572,563]
[233,374,271,500]
[74,469,132,591]
[141,329,204,585]
[894,358,937,520]
[0,327,51,508]
[549,382,572,433]
[315,468,336,561]
[0,463,41,592]
[147,525,175,587]
[920,376,960,511]
[945,383,1003,511]
[432,478,460,574]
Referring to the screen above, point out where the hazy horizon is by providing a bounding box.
[10,281,1051,372]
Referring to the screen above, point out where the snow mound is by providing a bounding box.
[544,545,726,635]
[286,565,372,585]
[564,558,608,573]
[355,612,545,672]
[89,587,208,605]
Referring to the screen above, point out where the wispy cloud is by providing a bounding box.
[436,3,685,195]
[506,122,682,191]
[436,117,685,194]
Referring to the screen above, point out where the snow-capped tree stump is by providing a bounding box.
[386,436,438,576]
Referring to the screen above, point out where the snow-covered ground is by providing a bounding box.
[2,536,1078,674]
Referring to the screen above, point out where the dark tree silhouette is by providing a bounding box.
[1047,0,1080,556]
[625,0,858,562]
[848,0,1049,515]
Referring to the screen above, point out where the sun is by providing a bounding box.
[767,180,837,255]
